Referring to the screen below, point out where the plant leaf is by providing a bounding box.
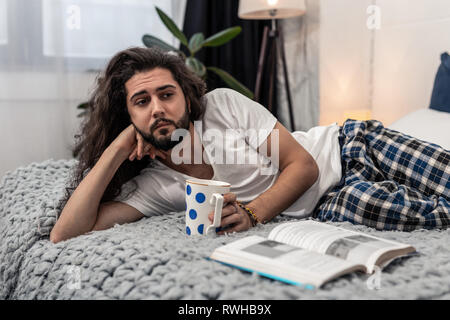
[142,34,179,52]
[77,111,88,118]
[207,67,254,99]
[203,26,242,47]
[77,102,89,110]
[186,57,206,78]
[188,33,205,55]
[155,6,188,47]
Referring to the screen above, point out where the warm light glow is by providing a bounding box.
[239,0,305,20]
[342,109,372,124]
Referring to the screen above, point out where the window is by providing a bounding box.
[0,0,7,45]
[0,0,186,71]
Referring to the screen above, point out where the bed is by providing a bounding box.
[0,109,448,300]
[1,53,449,300]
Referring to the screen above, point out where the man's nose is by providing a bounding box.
[150,98,165,119]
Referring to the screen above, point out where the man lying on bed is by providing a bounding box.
[50,47,449,243]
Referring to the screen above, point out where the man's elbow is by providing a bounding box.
[49,224,96,244]
[307,158,319,187]
[50,229,76,244]
[49,230,63,244]
[91,221,109,232]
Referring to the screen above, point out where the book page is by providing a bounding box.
[268,220,413,272]
[210,235,363,287]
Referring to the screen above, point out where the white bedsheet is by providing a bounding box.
[388,108,450,150]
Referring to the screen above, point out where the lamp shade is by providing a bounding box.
[238,0,306,20]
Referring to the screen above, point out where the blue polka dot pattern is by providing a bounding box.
[197,224,204,234]
[189,209,197,220]
[186,226,191,235]
[186,185,191,195]
[195,192,206,203]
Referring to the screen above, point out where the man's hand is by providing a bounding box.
[208,193,254,235]
[109,124,166,161]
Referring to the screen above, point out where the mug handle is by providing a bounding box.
[206,193,223,235]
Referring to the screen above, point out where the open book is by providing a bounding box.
[210,220,416,288]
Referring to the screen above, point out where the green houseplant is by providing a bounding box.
[142,6,253,99]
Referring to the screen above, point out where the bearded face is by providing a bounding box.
[125,68,192,152]
[133,105,190,151]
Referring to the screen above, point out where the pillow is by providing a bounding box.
[388,108,450,150]
[429,52,450,113]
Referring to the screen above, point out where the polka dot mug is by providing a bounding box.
[185,179,231,236]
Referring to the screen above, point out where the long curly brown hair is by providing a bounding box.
[57,47,207,214]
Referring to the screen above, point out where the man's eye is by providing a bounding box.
[162,93,173,99]
[136,98,148,105]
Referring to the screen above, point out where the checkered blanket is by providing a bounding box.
[314,120,450,231]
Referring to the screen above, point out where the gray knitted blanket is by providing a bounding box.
[1,159,449,300]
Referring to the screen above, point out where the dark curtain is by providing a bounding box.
[182,0,278,117]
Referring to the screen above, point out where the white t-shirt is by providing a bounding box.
[114,88,342,219]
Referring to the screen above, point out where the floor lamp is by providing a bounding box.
[238,0,306,131]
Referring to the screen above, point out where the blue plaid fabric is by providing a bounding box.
[313,119,450,231]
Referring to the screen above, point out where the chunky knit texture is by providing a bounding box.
[1,159,449,299]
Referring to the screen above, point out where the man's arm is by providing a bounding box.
[50,124,153,244]
[92,201,144,231]
[49,145,139,243]
[247,121,319,223]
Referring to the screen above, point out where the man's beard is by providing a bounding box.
[133,107,190,151]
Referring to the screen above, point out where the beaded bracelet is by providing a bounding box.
[236,201,259,227]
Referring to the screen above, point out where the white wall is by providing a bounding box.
[319,0,450,126]
[319,0,373,126]
[372,0,450,124]
[0,72,96,178]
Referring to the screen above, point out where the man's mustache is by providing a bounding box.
[150,118,177,132]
